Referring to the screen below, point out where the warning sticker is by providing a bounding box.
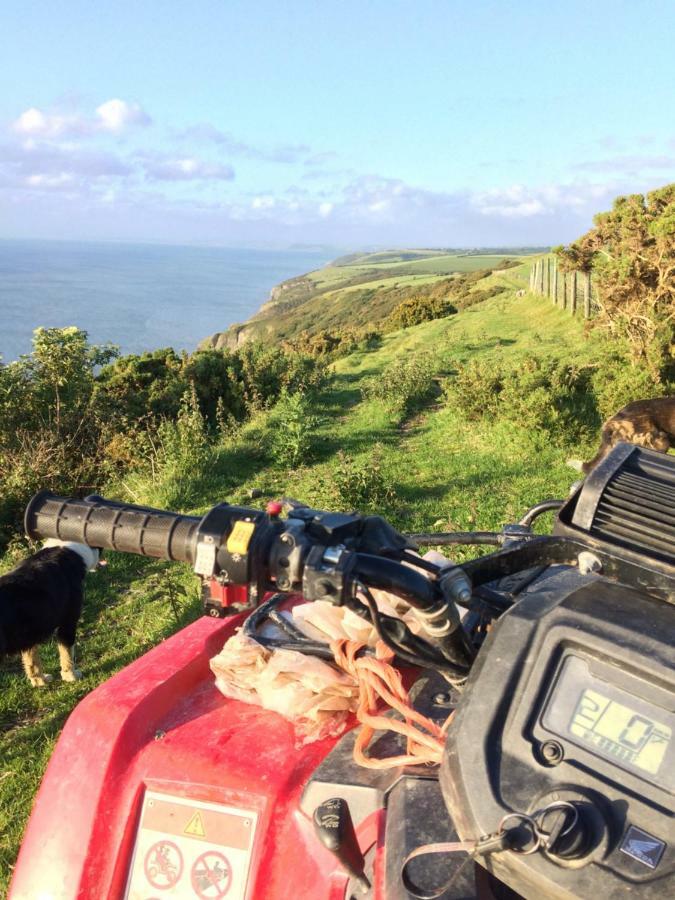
[144,840,183,889]
[124,792,258,900]
[191,851,232,898]
[184,812,206,838]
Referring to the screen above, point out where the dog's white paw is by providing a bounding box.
[61,669,83,682]
[29,673,54,687]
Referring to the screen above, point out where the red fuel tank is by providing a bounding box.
[9,614,381,900]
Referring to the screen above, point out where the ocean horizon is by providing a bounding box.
[0,239,332,362]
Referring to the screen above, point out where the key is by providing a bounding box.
[474,830,513,855]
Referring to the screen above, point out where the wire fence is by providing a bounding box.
[529,256,598,318]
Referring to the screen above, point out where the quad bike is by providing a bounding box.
[8,442,674,900]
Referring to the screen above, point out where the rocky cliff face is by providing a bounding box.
[199,322,262,351]
[199,274,317,350]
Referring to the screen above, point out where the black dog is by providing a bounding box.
[0,540,101,687]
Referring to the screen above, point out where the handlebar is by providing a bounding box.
[25,491,202,563]
[25,491,476,676]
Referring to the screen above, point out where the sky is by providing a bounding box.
[1,0,674,248]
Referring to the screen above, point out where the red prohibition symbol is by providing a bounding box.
[190,850,233,898]
[144,840,184,890]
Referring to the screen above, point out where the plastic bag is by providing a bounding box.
[209,550,452,743]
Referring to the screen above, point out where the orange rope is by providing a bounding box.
[330,638,453,769]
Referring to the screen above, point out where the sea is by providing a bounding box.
[0,240,332,362]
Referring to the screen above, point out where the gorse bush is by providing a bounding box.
[555,184,675,378]
[446,356,598,442]
[97,341,326,424]
[0,328,327,548]
[235,341,326,410]
[590,354,670,421]
[445,358,503,421]
[383,273,506,333]
[454,284,506,311]
[386,295,457,330]
[0,328,118,547]
[362,355,437,415]
[286,327,383,359]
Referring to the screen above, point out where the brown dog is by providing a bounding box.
[569,396,675,474]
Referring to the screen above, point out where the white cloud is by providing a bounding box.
[470,182,622,219]
[12,107,85,138]
[252,195,276,209]
[318,201,333,217]
[96,99,151,133]
[143,155,234,181]
[25,173,74,189]
[11,99,151,138]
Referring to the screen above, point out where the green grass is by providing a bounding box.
[0,273,614,892]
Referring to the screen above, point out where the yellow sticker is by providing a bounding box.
[184,810,206,838]
[226,520,256,555]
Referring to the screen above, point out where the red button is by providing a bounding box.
[266,501,283,517]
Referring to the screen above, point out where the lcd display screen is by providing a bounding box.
[542,655,674,793]
[569,688,670,776]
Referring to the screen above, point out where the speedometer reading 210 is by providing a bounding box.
[570,689,671,777]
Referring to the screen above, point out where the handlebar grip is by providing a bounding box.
[24,491,201,564]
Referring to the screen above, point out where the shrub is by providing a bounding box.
[386,295,457,330]
[330,445,395,512]
[446,356,598,441]
[0,327,118,548]
[444,358,503,421]
[95,347,187,423]
[555,184,675,377]
[499,359,597,440]
[148,386,213,508]
[362,355,436,415]
[269,390,320,467]
[287,327,383,360]
[236,342,327,410]
[591,354,670,421]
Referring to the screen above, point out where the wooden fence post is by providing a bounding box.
[561,272,567,310]
[584,272,592,318]
[539,259,545,293]
[570,271,577,315]
[552,258,558,305]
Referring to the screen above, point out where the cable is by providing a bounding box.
[405,531,503,547]
[242,594,339,661]
[357,584,468,680]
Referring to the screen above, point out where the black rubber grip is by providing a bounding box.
[24,491,201,564]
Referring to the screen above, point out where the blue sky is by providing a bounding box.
[1,0,674,247]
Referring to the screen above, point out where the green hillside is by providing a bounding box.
[201,247,543,349]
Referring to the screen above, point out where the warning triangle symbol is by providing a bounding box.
[184,811,206,837]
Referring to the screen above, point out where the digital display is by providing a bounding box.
[569,688,671,777]
[541,654,675,793]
